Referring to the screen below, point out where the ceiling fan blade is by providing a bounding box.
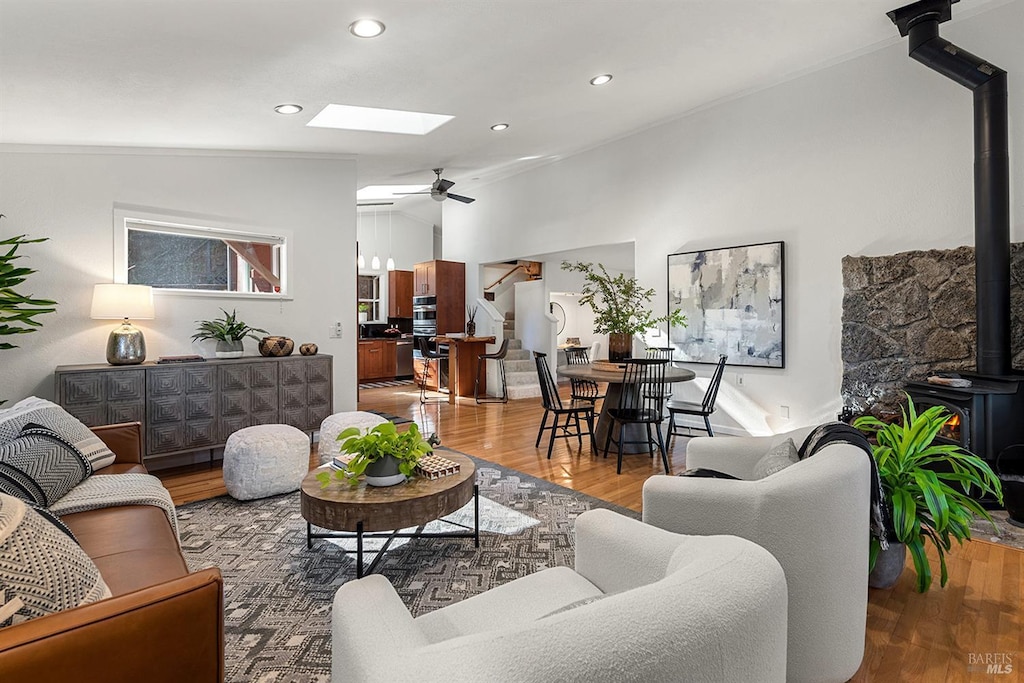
[436,179,455,193]
[393,191,432,195]
[446,193,476,204]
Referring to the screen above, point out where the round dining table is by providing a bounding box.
[557,362,696,454]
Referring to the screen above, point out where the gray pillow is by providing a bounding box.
[751,438,799,479]
[0,492,110,627]
[0,423,93,506]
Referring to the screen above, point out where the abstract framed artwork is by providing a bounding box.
[667,241,784,368]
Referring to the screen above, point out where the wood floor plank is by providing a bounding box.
[153,384,1024,680]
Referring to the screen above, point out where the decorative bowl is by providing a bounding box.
[259,336,294,357]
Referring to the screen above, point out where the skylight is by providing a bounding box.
[307,104,454,135]
[357,185,430,201]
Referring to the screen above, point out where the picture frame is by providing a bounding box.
[667,241,784,368]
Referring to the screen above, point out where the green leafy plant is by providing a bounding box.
[191,308,267,343]
[561,261,686,336]
[316,422,438,488]
[1,219,58,405]
[853,395,1003,592]
[358,303,370,313]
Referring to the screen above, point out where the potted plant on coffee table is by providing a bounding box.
[561,261,686,361]
[318,422,436,488]
[191,308,267,358]
[853,395,1003,592]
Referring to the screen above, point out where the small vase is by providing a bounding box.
[868,542,906,589]
[259,336,294,357]
[466,320,476,337]
[607,333,632,362]
[359,312,368,323]
[364,455,407,487]
[215,340,244,359]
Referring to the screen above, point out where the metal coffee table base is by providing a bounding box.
[306,484,480,578]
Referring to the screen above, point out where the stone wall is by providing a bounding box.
[841,244,1024,415]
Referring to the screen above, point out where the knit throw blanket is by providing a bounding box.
[797,422,890,550]
[50,473,179,540]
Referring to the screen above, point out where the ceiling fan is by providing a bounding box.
[399,168,476,204]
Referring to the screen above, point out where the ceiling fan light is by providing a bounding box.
[349,19,385,38]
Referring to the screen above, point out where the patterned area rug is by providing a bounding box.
[357,379,415,390]
[176,452,637,683]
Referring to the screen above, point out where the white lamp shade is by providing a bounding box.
[91,284,155,320]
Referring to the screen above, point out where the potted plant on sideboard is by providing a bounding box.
[191,308,267,358]
[561,261,686,361]
[317,422,438,488]
[853,395,1003,592]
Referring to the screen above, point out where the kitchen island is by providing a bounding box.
[434,335,497,404]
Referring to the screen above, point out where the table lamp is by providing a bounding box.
[91,284,155,365]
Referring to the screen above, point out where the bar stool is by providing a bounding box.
[474,338,509,403]
[417,336,449,404]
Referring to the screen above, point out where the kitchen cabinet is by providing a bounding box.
[413,260,467,336]
[357,339,397,381]
[413,261,436,296]
[388,270,414,318]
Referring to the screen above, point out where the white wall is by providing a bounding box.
[0,146,358,412]
[356,208,434,321]
[444,1,1024,433]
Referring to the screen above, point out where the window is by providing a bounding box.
[358,274,381,321]
[113,207,289,298]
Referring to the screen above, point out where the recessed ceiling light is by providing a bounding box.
[490,123,510,131]
[349,19,385,38]
[589,74,613,86]
[307,104,454,135]
[274,104,303,115]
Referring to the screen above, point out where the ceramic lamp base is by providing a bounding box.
[106,320,146,365]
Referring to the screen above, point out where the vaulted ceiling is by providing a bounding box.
[0,0,1005,197]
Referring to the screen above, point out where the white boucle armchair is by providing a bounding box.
[332,507,788,683]
[642,427,871,683]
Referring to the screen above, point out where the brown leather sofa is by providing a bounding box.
[0,422,224,682]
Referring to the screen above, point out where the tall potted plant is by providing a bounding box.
[853,395,1003,592]
[561,261,686,361]
[1,219,58,404]
[191,308,267,358]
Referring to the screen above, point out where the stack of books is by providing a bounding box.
[414,453,460,480]
[331,455,355,471]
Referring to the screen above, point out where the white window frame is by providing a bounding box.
[112,204,292,300]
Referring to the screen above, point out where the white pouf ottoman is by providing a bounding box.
[223,424,310,501]
[318,411,389,465]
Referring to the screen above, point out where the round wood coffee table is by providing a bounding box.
[300,450,478,577]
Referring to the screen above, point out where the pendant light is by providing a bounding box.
[370,207,381,270]
[357,211,365,269]
[385,209,396,271]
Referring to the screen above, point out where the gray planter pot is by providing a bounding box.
[364,454,407,487]
[215,339,244,359]
[868,542,906,589]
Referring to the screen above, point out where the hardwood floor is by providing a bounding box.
[157,383,1024,682]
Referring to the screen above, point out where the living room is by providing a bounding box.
[1,1,1023,681]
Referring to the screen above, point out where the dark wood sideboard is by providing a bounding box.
[54,355,333,463]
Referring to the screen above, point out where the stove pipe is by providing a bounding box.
[888,0,1011,376]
